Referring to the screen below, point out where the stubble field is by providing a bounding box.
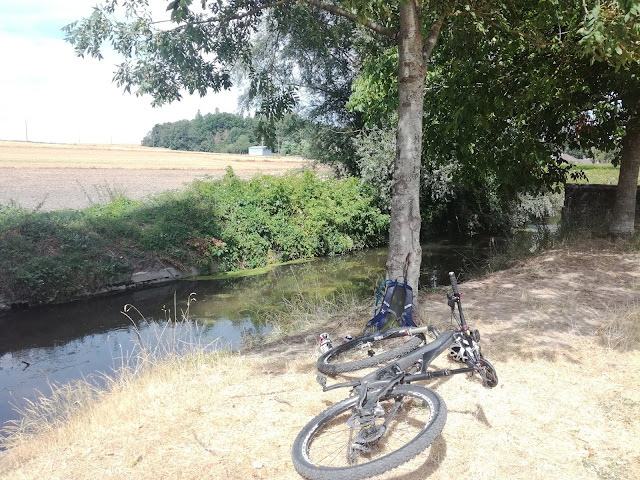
[0,141,313,211]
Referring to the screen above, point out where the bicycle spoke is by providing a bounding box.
[314,441,348,466]
[306,395,433,468]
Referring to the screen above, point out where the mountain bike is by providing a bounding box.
[292,272,497,480]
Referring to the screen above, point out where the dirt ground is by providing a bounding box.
[1,246,639,480]
[0,141,315,211]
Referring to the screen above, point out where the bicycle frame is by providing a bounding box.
[316,272,492,414]
[317,328,474,392]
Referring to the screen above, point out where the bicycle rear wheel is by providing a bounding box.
[292,384,447,480]
[317,333,423,375]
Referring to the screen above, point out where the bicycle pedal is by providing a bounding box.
[318,333,333,353]
[316,374,327,388]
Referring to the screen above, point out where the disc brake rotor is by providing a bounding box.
[449,339,468,362]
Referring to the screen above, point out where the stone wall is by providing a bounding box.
[563,184,640,225]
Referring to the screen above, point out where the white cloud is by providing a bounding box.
[0,1,174,38]
[0,1,240,145]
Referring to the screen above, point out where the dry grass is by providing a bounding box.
[243,290,372,350]
[2,248,640,480]
[0,295,208,449]
[0,141,308,170]
[0,140,321,210]
[597,303,640,351]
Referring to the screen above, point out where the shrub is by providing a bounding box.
[0,170,389,304]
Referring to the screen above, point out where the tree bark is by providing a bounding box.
[609,117,640,236]
[386,0,425,295]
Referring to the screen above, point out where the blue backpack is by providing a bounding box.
[362,278,417,334]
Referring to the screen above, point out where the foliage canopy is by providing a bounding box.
[142,111,258,153]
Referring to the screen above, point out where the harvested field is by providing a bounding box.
[0,141,315,211]
[1,246,639,480]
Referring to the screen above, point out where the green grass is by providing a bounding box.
[568,164,626,185]
[0,169,389,305]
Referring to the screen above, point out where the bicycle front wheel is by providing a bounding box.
[292,384,447,480]
[317,333,423,375]
[478,357,498,388]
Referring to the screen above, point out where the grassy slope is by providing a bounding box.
[568,164,636,185]
[1,245,639,480]
[0,170,388,305]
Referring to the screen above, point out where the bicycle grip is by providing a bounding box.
[448,271,459,295]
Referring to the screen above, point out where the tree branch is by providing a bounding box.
[217,0,295,22]
[305,0,396,40]
[155,0,294,29]
[154,0,397,41]
[282,82,338,95]
[474,11,550,48]
[423,19,443,63]
[581,0,590,16]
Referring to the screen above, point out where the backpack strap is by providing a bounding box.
[367,278,418,331]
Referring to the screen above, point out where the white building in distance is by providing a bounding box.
[248,146,272,156]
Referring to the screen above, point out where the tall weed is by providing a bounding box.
[0,294,210,448]
[598,304,640,351]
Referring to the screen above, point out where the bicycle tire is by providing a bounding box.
[478,357,498,388]
[292,384,447,480]
[317,333,423,375]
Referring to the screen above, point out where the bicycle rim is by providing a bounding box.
[293,385,446,480]
[317,334,423,374]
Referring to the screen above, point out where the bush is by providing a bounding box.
[0,207,130,303]
[508,191,564,230]
[0,170,389,304]
[353,126,531,238]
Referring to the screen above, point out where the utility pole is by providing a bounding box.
[25,120,28,142]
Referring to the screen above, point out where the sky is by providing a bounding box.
[0,1,240,145]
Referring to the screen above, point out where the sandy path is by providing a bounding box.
[0,141,314,211]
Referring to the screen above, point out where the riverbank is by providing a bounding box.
[1,244,639,479]
[0,169,388,309]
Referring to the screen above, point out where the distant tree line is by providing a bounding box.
[141,110,256,153]
[142,111,312,155]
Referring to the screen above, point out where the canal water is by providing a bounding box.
[0,241,491,435]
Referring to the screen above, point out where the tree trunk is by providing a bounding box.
[386,1,425,295]
[609,117,640,236]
